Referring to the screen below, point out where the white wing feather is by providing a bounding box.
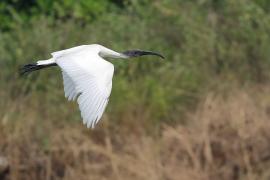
[62,71,78,101]
[53,46,114,128]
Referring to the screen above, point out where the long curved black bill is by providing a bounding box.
[122,50,165,59]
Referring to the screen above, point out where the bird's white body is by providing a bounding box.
[39,44,121,128]
[22,44,163,129]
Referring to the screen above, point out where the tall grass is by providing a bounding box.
[1,87,270,180]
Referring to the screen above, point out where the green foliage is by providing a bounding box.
[0,0,121,30]
[0,0,270,128]
[35,0,111,20]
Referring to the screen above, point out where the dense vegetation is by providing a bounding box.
[1,0,270,127]
[0,0,270,179]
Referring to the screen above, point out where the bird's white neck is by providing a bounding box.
[99,46,128,59]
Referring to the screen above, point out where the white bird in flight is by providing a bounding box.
[20,44,164,128]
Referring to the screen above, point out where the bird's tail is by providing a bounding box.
[19,58,57,75]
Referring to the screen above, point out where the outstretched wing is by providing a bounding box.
[62,71,78,101]
[54,49,114,128]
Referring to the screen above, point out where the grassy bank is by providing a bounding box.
[1,87,270,180]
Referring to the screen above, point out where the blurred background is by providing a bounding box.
[0,0,270,179]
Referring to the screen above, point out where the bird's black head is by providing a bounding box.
[122,50,164,59]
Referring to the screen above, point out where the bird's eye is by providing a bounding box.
[135,52,140,56]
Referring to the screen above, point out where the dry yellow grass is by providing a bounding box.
[1,86,270,180]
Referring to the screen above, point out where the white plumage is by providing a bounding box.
[21,44,164,128]
[53,45,114,128]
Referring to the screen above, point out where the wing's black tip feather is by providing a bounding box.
[19,63,57,76]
